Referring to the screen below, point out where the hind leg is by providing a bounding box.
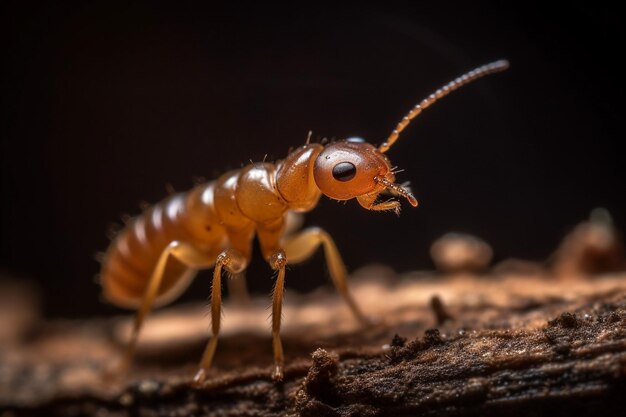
[117,241,214,374]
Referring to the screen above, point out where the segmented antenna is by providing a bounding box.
[379,59,510,153]
[375,176,418,207]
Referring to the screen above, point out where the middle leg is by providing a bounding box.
[258,221,370,381]
[193,248,248,385]
[256,220,290,381]
[269,249,287,381]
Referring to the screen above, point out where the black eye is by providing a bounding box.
[332,162,356,181]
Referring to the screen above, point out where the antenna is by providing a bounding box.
[379,59,510,153]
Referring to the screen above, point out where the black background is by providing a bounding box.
[1,2,624,318]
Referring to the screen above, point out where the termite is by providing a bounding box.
[100,59,509,384]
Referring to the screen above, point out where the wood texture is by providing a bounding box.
[1,264,626,416]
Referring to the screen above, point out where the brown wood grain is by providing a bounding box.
[1,266,625,416]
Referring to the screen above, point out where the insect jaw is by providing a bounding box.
[374,175,419,207]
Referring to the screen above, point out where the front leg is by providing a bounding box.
[282,227,369,325]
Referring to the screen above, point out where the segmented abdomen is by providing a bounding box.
[101,182,226,308]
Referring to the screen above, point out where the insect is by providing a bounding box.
[100,59,509,384]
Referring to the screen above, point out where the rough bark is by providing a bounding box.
[1,266,626,416]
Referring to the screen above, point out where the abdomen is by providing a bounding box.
[100,182,226,308]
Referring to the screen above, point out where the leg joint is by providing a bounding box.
[216,249,247,274]
[270,249,287,270]
[216,251,230,266]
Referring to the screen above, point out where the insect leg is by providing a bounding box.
[193,248,248,385]
[118,241,214,374]
[269,249,287,381]
[255,220,290,381]
[282,227,369,325]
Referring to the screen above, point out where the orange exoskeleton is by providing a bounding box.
[99,60,509,384]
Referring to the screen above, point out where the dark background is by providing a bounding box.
[1,2,624,318]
